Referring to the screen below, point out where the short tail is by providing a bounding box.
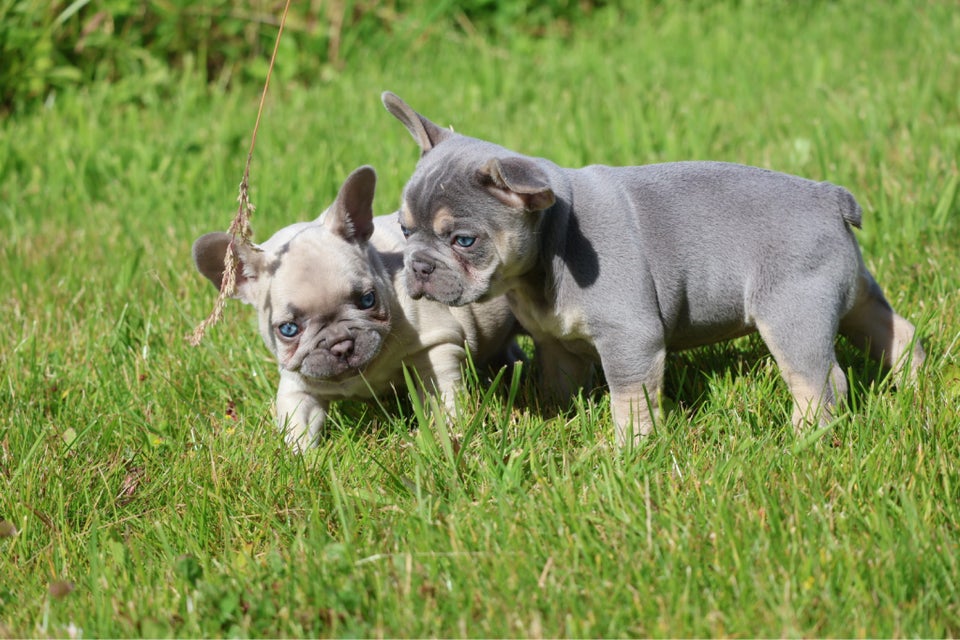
[829,183,863,229]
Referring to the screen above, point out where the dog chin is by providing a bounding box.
[406,280,464,306]
[298,355,371,381]
[421,287,480,307]
[408,274,491,307]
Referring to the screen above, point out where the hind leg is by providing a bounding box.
[760,329,848,430]
[839,273,925,384]
[754,298,849,431]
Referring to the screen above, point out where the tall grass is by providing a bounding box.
[2,1,959,636]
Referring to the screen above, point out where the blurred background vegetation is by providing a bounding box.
[1,0,627,112]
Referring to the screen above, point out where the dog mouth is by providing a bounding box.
[405,270,481,307]
[299,357,369,380]
[295,331,384,380]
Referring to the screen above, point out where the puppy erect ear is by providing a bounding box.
[478,157,556,212]
[192,232,266,305]
[381,92,452,153]
[324,165,376,243]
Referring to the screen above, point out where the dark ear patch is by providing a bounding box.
[382,91,453,153]
[326,165,377,243]
[192,232,233,289]
[192,231,264,303]
[477,157,556,212]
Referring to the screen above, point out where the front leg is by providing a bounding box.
[421,342,467,415]
[597,335,667,448]
[276,371,329,453]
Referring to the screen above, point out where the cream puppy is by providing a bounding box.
[193,166,522,451]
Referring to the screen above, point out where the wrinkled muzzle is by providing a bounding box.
[296,328,384,379]
[403,248,472,305]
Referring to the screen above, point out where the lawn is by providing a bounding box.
[2,1,959,636]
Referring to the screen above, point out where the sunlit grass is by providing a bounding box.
[1,1,958,636]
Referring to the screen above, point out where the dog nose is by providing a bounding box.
[329,338,355,359]
[411,258,435,280]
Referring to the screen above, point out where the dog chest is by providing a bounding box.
[506,287,597,356]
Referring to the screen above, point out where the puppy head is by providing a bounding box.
[192,165,394,380]
[382,92,555,306]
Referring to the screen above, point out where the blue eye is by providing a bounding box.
[400,224,411,239]
[358,291,376,309]
[454,235,476,248]
[277,322,300,338]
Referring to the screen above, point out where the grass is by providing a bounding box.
[2,0,959,636]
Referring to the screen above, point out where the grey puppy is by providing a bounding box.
[193,165,521,451]
[382,92,925,446]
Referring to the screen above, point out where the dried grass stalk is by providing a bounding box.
[188,0,292,347]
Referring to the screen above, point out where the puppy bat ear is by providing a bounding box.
[477,157,556,212]
[381,91,452,153]
[192,232,266,305]
[325,165,376,243]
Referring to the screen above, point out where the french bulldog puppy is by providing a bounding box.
[193,166,522,451]
[382,91,925,447]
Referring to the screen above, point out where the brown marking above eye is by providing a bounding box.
[400,202,416,231]
[432,207,456,237]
